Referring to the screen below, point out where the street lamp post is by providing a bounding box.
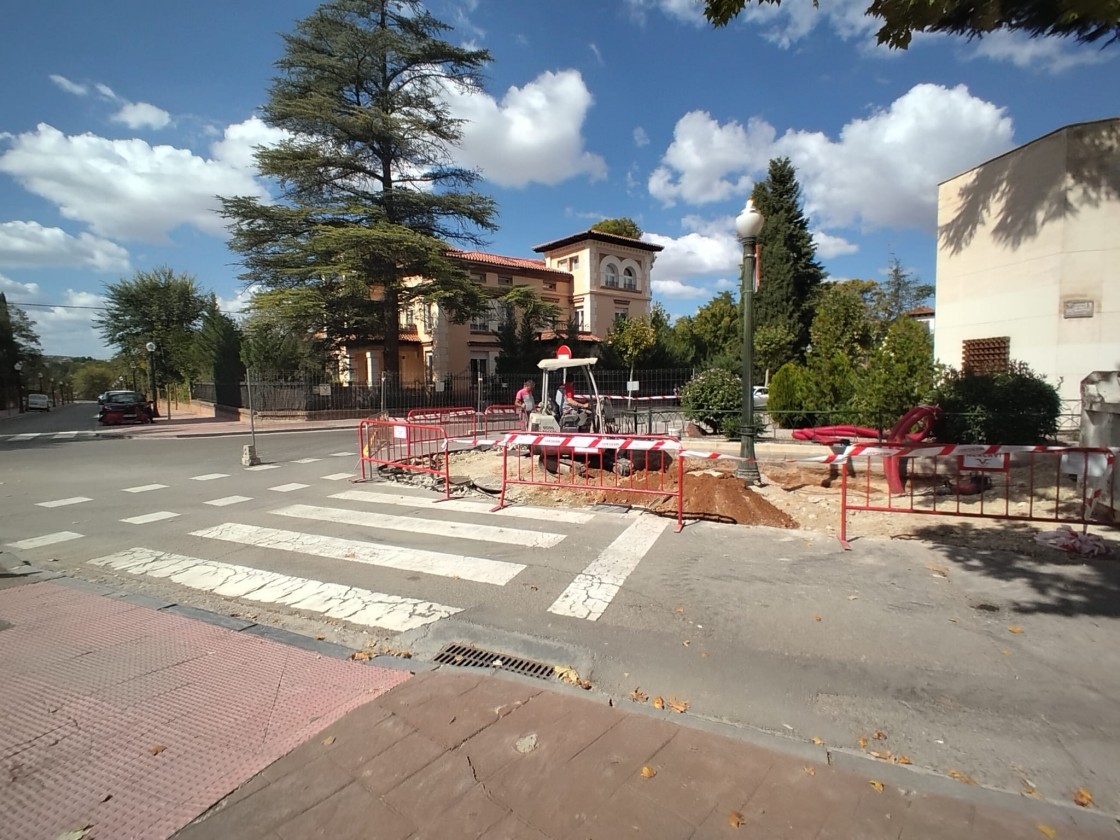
[13,361,23,414]
[145,341,157,415]
[735,198,765,485]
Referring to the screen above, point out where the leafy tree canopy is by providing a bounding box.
[672,291,739,368]
[219,0,497,376]
[703,0,1120,49]
[591,217,644,239]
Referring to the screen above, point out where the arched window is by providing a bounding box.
[604,263,619,288]
[623,267,637,290]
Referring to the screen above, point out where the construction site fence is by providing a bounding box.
[491,433,685,532]
[834,443,1118,547]
[357,418,451,499]
[482,404,523,434]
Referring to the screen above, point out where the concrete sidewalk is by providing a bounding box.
[1,569,1115,840]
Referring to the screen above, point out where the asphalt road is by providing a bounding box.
[2,416,1119,819]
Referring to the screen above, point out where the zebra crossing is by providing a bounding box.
[56,485,665,634]
[0,430,100,443]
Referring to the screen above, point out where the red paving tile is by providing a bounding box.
[0,581,410,840]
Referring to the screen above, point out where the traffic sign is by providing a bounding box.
[556,344,572,360]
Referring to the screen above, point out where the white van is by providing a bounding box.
[27,393,50,412]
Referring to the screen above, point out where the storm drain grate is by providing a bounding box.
[433,643,555,681]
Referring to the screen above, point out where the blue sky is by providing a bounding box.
[1,0,1116,358]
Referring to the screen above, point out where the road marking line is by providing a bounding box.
[53,432,78,439]
[10,433,39,441]
[205,496,253,507]
[321,473,353,481]
[271,503,565,548]
[7,531,84,550]
[123,484,168,493]
[122,511,180,525]
[88,548,460,632]
[270,483,310,493]
[292,458,322,463]
[548,516,669,621]
[245,464,281,471]
[330,489,597,524]
[328,452,352,457]
[191,522,524,586]
[36,497,92,508]
[191,473,230,481]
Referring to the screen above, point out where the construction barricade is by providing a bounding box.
[483,404,523,434]
[405,406,478,440]
[490,433,686,531]
[358,418,452,499]
[827,442,1117,549]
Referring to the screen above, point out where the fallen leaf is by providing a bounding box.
[810,737,824,746]
[700,651,709,658]
[857,737,869,749]
[653,696,665,710]
[848,595,859,601]
[322,735,336,746]
[674,607,685,614]
[350,650,373,661]
[315,635,325,641]
[344,551,356,559]
[814,614,822,622]
[667,697,689,714]
[803,766,816,777]
[629,688,648,703]
[894,755,912,766]
[948,769,977,785]
[728,811,744,828]
[1009,626,1024,634]
[872,730,888,740]
[640,765,657,779]
[1073,788,1094,808]
[928,564,949,578]
[1023,785,1042,798]
[1036,824,1057,839]
[55,827,93,840]
[1001,649,1012,656]
[682,640,690,646]
[869,750,893,761]
[149,744,167,756]
[554,665,586,687]
[869,780,884,793]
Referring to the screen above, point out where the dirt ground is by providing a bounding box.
[446,448,1118,558]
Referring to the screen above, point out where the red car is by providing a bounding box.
[98,391,155,425]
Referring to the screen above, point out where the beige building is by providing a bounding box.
[935,118,1120,402]
[340,229,662,382]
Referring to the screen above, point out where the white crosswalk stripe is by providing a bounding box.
[270,503,566,548]
[330,489,597,524]
[0,431,99,443]
[89,548,460,632]
[6,531,84,550]
[191,522,525,585]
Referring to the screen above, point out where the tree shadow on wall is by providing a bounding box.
[906,520,1120,618]
[939,121,1120,256]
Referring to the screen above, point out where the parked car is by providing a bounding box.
[27,393,50,412]
[97,391,154,425]
[752,386,769,409]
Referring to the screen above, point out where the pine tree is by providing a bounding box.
[220,0,497,376]
[750,158,825,367]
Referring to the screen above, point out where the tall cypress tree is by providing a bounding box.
[750,158,824,368]
[220,0,497,376]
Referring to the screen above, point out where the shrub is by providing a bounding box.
[932,362,1061,444]
[680,368,742,437]
[767,362,813,429]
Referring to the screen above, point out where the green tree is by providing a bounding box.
[810,281,876,364]
[607,314,657,395]
[703,0,1120,49]
[933,362,1061,444]
[672,291,739,368]
[95,267,207,389]
[751,158,825,368]
[71,360,119,400]
[1,293,43,409]
[754,321,797,382]
[590,217,643,239]
[680,367,742,437]
[220,0,496,377]
[191,300,245,409]
[872,253,934,326]
[493,286,560,373]
[240,314,325,379]
[851,317,936,429]
[642,302,690,368]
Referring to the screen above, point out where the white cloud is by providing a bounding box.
[0,275,110,358]
[625,0,706,26]
[445,70,607,187]
[210,117,289,173]
[645,227,741,299]
[649,83,1013,233]
[649,111,775,206]
[589,42,604,65]
[813,230,859,258]
[633,126,650,147]
[111,102,172,130]
[0,273,42,299]
[0,122,271,244]
[967,30,1112,73]
[49,74,88,96]
[0,221,130,271]
[651,277,714,298]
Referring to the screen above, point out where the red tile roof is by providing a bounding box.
[906,306,935,316]
[449,250,571,276]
